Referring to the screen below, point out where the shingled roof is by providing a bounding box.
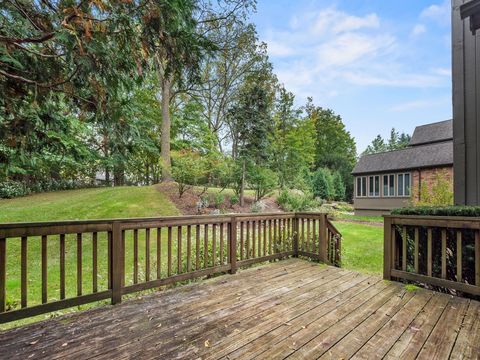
[352,141,453,175]
[409,119,453,146]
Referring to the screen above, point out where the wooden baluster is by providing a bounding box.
[219,223,224,265]
[301,219,305,252]
[177,226,182,274]
[42,235,48,303]
[383,217,392,280]
[312,220,317,254]
[111,222,123,305]
[402,227,407,272]
[306,219,311,253]
[21,236,27,307]
[157,228,161,279]
[475,230,480,286]
[204,224,209,268]
[392,226,397,270]
[427,228,432,277]
[146,228,150,281]
[252,221,256,258]
[279,219,283,252]
[107,231,112,290]
[441,229,447,279]
[258,220,262,258]
[60,234,66,299]
[196,225,200,270]
[167,227,172,277]
[268,220,272,255]
[133,229,138,284]
[456,230,462,282]
[280,219,285,253]
[0,237,6,312]
[263,220,267,257]
[229,217,237,274]
[187,225,192,271]
[92,232,98,293]
[212,224,217,267]
[246,221,250,259]
[414,228,419,273]
[121,230,125,287]
[273,219,277,254]
[240,221,244,260]
[77,233,82,296]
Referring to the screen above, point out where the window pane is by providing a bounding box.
[389,175,395,196]
[405,173,411,196]
[383,175,388,196]
[362,177,367,196]
[369,176,374,196]
[357,178,361,196]
[398,174,404,196]
[375,176,380,196]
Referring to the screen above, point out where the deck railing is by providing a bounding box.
[0,212,340,323]
[384,215,480,296]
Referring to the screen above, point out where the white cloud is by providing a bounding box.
[390,96,451,112]
[311,9,380,35]
[421,0,450,26]
[411,24,427,36]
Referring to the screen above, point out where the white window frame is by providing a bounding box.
[397,172,411,197]
[382,174,396,197]
[368,175,380,197]
[356,176,367,197]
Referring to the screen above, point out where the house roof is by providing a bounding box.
[352,141,453,175]
[409,119,453,146]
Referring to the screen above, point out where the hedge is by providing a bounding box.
[391,206,480,217]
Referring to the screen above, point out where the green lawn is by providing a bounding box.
[0,186,179,223]
[335,212,383,223]
[333,221,384,274]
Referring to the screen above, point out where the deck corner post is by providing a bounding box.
[318,214,327,263]
[229,216,237,274]
[293,215,299,257]
[111,221,123,305]
[383,216,392,280]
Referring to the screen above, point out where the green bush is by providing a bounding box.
[332,172,346,201]
[411,172,453,206]
[277,189,320,212]
[0,181,29,198]
[213,192,224,209]
[392,206,480,217]
[229,194,239,205]
[247,166,277,201]
[312,168,335,200]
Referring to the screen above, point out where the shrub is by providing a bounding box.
[311,168,335,200]
[229,194,239,205]
[277,189,320,212]
[0,181,29,198]
[332,172,346,201]
[171,150,206,198]
[213,192,224,209]
[391,206,480,217]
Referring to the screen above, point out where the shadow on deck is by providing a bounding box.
[1,258,479,359]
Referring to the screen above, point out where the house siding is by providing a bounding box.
[353,166,454,215]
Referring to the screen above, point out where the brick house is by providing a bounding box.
[351,120,453,215]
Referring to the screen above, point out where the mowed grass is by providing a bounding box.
[0,186,179,223]
[333,221,384,274]
[0,186,180,328]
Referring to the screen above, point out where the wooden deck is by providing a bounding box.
[0,259,479,359]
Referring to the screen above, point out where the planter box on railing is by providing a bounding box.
[0,212,341,324]
[384,215,480,296]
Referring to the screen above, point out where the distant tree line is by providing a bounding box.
[0,1,357,202]
[362,129,411,155]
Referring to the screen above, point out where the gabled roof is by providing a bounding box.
[352,141,453,175]
[409,119,453,146]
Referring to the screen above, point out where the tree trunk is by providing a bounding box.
[160,75,173,182]
[240,159,245,206]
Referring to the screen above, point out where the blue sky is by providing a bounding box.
[251,0,452,153]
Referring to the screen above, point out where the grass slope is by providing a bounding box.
[0,186,179,223]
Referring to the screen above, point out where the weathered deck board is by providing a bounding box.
[0,259,479,360]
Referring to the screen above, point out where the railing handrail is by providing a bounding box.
[0,211,341,324]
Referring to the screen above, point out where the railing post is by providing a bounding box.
[111,221,123,304]
[383,216,392,280]
[318,214,327,263]
[229,216,237,274]
[293,215,299,257]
